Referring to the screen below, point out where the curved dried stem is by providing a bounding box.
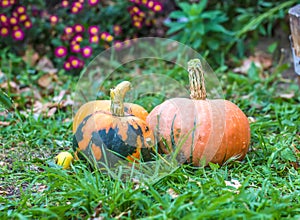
[110,81,131,116]
[188,59,206,100]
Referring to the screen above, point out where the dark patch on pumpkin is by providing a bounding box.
[170,114,177,151]
[73,113,94,145]
[95,128,137,158]
[189,116,197,164]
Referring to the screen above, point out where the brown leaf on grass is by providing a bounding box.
[36,56,57,73]
[22,46,40,67]
[233,51,273,74]
[0,81,19,93]
[19,87,42,101]
[90,201,104,220]
[37,72,58,88]
[60,94,74,107]
[52,90,66,102]
[279,92,295,99]
[0,121,10,126]
[47,107,57,117]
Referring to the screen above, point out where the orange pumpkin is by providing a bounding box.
[73,82,148,133]
[146,59,250,166]
[73,81,155,167]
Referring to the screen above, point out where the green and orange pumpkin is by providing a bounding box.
[146,59,251,166]
[73,81,155,167]
[73,82,148,133]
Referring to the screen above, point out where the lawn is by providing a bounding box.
[1,1,300,219]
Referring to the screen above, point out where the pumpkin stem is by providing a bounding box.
[110,81,131,117]
[188,59,207,100]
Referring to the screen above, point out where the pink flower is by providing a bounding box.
[9,17,18,26]
[74,24,84,33]
[113,41,123,51]
[113,25,122,36]
[146,0,154,9]
[71,6,80,14]
[69,56,81,68]
[89,35,99,43]
[0,27,9,37]
[12,29,25,41]
[63,61,72,71]
[129,0,141,4]
[88,0,99,6]
[50,15,59,25]
[71,44,81,53]
[1,0,11,8]
[12,25,20,31]
[153,2,163,12]
[0,14,8,25]
[73,2,83,10]
[133,21,142,29]
[19,14,28,22]
[82,46,92,58]
[64,26,73,35]
[100,32,114,42]
[24,20,32,29]
[16,6,26,14]
[61,0,69,8]
[54,46,67,58]
[88,26,99,35]
[73,35,83,43]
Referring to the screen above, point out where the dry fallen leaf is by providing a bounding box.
[0,81,19,93]
[47,107,57,117]
[233,51,273,74]
[279,92,295,99]
[37,72,58,88]
[0,121,10,126]
[22,46,40,67]
[53,90,66,103]
[36,56,57,73]
[90,201,104,220]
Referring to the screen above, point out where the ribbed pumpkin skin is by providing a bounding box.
[73,110,155,167]
[146,98,250,166]
[73,100,149,133]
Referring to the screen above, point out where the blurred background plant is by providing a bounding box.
[0,0,298,72]
[164,0,297,67]
[0,0,164,73]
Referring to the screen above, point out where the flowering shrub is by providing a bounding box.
[0,0,163,72]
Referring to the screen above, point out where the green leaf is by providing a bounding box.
[178,2,192,14]
[166,22,187,35]
[0,89,13,110]
[268,42,278,54]
[169,11,187,19]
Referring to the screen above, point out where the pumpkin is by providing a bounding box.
[73,83,148,133]
[146,59,250,166]
[73,81,155,167]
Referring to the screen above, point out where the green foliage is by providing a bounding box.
[164,0,298,66]
[164,0,232,65]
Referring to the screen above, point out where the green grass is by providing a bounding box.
[1,49,300,219]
